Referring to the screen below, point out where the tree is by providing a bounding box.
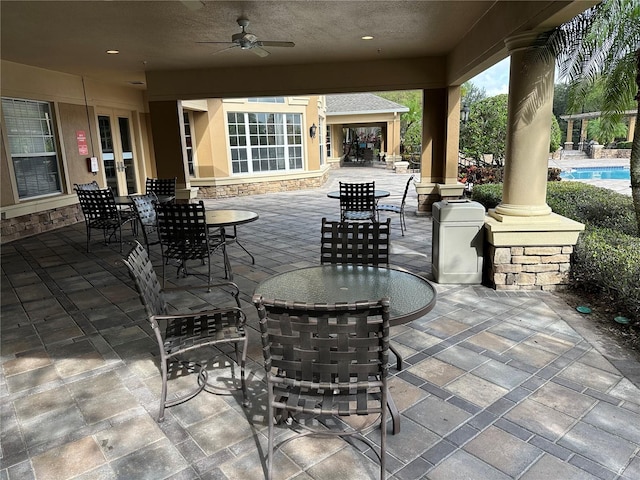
[460,94,508,165]
[376,90,422,149]
[587,117,629,145]
[539,0,640,232]
[461,81,487,107]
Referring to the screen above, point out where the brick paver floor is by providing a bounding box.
[2,165,639,479]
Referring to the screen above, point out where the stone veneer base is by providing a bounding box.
[1,204,82,244]
[195,172,329,199]
[486,244,574,291]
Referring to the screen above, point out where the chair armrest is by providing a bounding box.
[153,306,247,327]
[162,280,240,296]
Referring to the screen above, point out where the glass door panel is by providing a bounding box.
[98,113,138,195]
[98,115,117,192]
[118,117,137,194]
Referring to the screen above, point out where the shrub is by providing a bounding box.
[547,182,638,236]
[548,167,562,181]
[572,227,640,320]
[470,183,502,210]
[458,165,503,185]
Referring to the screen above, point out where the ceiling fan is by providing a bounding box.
[197,17,295,57]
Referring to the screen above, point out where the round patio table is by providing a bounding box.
[326,190,390,200]
[254,264,436,434]
[254,264,436,327]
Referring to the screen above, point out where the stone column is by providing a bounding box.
[579,119,589,150]
[564,118,574,150]
[628,115,636,142]
[484,32,584,291]
[148,100,193,199]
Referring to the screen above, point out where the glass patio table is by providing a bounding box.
[326,189,390,200]
[254,264,437,434]
[204,209,259,281]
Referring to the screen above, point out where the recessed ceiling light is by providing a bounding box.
[129,81,145,85]
[361,35,374,40]
[106,49,120,55]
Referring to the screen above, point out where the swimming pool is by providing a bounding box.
[560,166,630,180]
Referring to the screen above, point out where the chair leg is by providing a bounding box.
[267,385,275,480]
[85,225,91,253]
[158,357,169,422]
[239,336,249,407]
[380,387,388,479]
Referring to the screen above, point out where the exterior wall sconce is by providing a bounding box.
[309,123,317,139]
[460,104,470,124]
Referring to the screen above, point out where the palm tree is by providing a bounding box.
[537,0,640,231]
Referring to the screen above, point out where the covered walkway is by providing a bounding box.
[2,167,639,480]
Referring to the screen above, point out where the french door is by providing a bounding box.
[97,112,138,195]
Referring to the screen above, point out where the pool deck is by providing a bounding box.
[549,156,631,196]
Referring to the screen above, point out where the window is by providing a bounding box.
[2,97,61,199]
[228,112,303,174]
[183,112,195,176]
[247,97,285,103]
[325,123,332,161]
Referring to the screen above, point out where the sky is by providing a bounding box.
[469,58,511,96]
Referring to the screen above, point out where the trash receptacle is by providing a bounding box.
[432,199,485,284]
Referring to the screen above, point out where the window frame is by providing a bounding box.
[1,96,64,200]
[227,111,304,175]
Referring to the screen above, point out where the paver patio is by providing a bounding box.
[2,166,639,480]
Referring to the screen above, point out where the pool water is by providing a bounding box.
[560,166,630,180]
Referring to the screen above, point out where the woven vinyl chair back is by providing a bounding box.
[76,188,119,221]
[254,297,390,387]
[339,181,375,219]
[320,217,390,265]
[123,241,167,318]
[146,177,176,197]
[131,194,158,228]
[74,181,100,191]
[399,175,415,209]
[156,201,210,258]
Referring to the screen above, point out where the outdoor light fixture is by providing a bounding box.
[106,49,120,55]
[460,104,470,124]
[309,123,317,139]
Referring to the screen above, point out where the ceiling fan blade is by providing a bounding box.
[196,41,237,45]
[257,41,295,48]
[251,46,270,57]
[210,45,240,56]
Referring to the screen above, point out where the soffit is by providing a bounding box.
[1,1,593,92]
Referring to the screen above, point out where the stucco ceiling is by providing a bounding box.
[1,1,593,90]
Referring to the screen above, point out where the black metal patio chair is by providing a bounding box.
[376,175,415,236]
[339,181,376,222]
[320,217,391,266]
[73,180,100,190]
[123,241,247,422]
[130,193,160,251]
[145,177,176,203]
[156,200,226,290]
[75,187,136,252]
[253,295,391,480]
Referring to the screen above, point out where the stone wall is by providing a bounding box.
[1,204,82,244]
[486,245,573,291]
[589,145,631,159]
[196,172,329,199]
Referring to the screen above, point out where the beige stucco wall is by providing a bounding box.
[185,96,325,186]
[1,60,150,224]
